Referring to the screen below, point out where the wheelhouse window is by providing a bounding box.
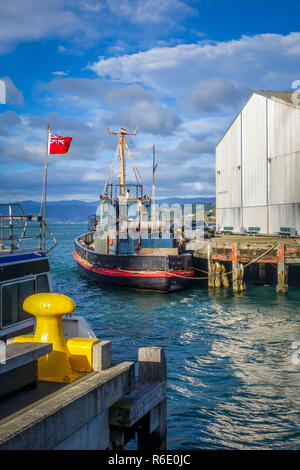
[1,274,50,328]
[2,279,34,327]
[36,274,50,293]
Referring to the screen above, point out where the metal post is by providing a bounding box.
[152,144,158,248]
[0,213,4,249]
[152,145,157,220]
[119,129,126,196]
[9,204,13,251]
[42,124,50,254]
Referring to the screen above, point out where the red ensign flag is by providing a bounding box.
[49,133,72,154]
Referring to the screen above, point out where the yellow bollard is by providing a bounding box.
[13,293,99,383]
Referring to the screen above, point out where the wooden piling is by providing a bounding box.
[258,262,266,284]
[221,264,230,288]
[232,242,239,293]
[207,242,215,288]
[215,262,222,288]
[276,244,288,295]
[137,347,167,450]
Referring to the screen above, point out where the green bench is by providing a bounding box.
[247,226,261,234]
[222,226,233,234]
[278,227,297,237]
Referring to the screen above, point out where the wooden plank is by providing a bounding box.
[139,248,178,255]
[285,258,300,265]
[109,381,166,428]
[0,343,52,375]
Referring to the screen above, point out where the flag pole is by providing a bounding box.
[43,124,50,253]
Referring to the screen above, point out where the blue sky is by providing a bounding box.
[1,0,300,202]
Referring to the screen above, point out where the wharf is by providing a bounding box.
[191,234,300,295]
[0,342,167,450]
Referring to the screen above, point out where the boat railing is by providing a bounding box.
[104,183,148,201]
[0,203,57,254]
[88,214,99,232]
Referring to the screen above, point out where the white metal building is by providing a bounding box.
[216,90,300,234]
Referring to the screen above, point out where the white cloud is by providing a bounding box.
[82,171,106,182]
[90,33,300,98]
[183,77,249,113]
[0,1,83,52]
[106,0,196,25]
[0,0,114,53]
[52,71,68,77]
[0,77,23,105]
[0,0,197,54]
[105,100,182,135]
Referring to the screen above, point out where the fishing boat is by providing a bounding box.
[73,128,194,292]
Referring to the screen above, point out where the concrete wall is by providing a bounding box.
[53,410,109,450]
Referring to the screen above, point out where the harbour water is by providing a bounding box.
[49,224,300,450]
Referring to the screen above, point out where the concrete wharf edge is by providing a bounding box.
[0,361,134,450]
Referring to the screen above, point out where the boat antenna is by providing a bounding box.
[152,144,157,221]
[108,127,137,196]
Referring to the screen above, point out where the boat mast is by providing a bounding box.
[152,144,157,220]
[108,127,137,197]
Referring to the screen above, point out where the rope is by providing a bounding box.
[236,242,278,270]
[126,144,140,186]
[102,144,119,196]
[116,243,280,281]
[126,145,151,198]
[192,266,209,274]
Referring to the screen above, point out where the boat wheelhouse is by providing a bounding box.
[0,203,95,341]
[0,203,55,340]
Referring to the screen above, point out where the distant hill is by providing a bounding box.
[14,197,216,223]
[16,200,98,224]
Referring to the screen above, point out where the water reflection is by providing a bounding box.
[176,288,300,449]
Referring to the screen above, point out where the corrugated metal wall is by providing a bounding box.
[242,93,267,208]
[216,92,300,234]
[216,208,241,232]
[216,115,241,210]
